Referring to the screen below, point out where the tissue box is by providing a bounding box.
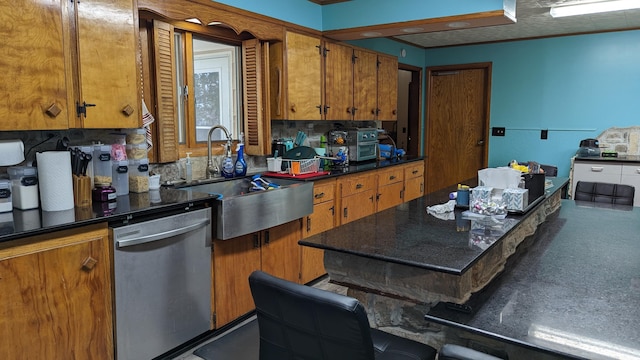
[470,186,493,205]
[502,188,529,211]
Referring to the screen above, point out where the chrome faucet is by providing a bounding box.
[207,125,232,179]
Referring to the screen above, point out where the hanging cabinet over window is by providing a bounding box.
[269,31,323,121]
[0,0,140,131]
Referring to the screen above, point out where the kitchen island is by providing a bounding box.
[299,177,571,356]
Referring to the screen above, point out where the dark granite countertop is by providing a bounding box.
[0,188,214,243]
[300,177,568,275]
[575,155,640,163]
[426,200,640,359]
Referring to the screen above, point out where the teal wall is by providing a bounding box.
[425,30,640,176]
[211,0,322,30]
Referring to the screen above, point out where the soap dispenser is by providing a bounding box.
[221,140,235,178]
[185,152,193,183]
[234,132,247,177]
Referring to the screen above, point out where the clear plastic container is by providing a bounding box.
[93,144,113,185]
[126,143,147,160]
[112,160,129,196]
[128,158,149,193]
[125,128,146,145]
[0,180,12,213]
[7,166,39,210]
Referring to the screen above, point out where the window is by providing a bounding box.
[175,33,242,150]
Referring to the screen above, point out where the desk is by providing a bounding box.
[300,178,569,354]
[426,200,640,360]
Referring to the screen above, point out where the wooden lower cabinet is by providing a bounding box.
[376,166,405,211]
[213,220,302,328]
[301,179,336,283]
[0,223,113,360]
[404,161,426,202]
[339,173,377,225]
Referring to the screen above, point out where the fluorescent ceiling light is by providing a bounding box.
[550,0,640,17]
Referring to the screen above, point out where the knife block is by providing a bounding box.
[73,175,92,207]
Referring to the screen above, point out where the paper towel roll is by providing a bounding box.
[37,151,75,211]
[0,139,25,166]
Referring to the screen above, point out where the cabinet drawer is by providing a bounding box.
[404,162,424,179]
[622,164,640,177]
[312,180,336,205]
[573,163,622,178]
[377,167,404,187]
[339,174,376,197]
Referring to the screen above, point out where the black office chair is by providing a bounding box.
[248,270,438,360]
[574,181,635,205]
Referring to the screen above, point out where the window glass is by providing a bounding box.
[175,34,242,147]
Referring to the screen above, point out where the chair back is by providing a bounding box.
[249,270,375,360]
[574,181,635,205]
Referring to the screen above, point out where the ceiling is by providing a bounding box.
[322,0,640,48]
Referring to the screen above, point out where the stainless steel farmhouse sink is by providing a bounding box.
[178,176,313,240]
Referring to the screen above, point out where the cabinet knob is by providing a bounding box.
[121,104,135,116]
[392,109,397,115]
[45,103,62,118]
[290,104,297,113]
[82,256,98,271]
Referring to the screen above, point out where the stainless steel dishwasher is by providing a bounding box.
[111,207,212,360]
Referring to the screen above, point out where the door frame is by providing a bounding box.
[398,63,422,158]
[425,62,492,187]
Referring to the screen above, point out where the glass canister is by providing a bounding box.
[112,160,129,196]
[93,144,113,185]
[128,158,149,193]
[7,166,39,210]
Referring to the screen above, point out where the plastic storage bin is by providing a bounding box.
[125,128,146,145]
[112,160,129,196]
[7,166,39,210]
[128,158,149,193]
[126,143,147,160]
[93,144,113,185]
[0,180,12,213]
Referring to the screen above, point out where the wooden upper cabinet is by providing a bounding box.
[324,41,353,121]
[353,49,378,121]
[376,53,398,121]
[0,0,73,130]
[270,31,323,120]
[75,0,140,128]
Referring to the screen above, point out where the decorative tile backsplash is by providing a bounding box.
[597,126,640,156]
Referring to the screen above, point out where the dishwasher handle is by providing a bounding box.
[116,218,210,248]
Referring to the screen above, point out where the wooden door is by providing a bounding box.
[324,41,354,121]
[426,64,491,193]
[353,49,378,121]
[0,0,72,130]
[261,220,302,283]
[285,32,322,120]
[0,225,113,359]
[75,0,140,128]
[213,235,261,327]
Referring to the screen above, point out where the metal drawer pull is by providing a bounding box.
[116,219,210,248]
[389,175,396,180]
[315,192,325,199]
[356,183,363,189]
[636,169,640,174]
[590,166,604,172]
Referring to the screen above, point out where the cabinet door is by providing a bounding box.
[300,246,326,284]
[213,235,261,328]
[324,41,354,121]
[353,48,378,121]
[261,220,302,283]
[305,200,336,237]
[285,32,322,120]
[75,0,140,128]
[0,0,72,130]
[0,225,113,359]
[621,164,640,206]
[405,176,425,202]
[377,182,405,212]
[341,189,376,224]
[377,53,398,121]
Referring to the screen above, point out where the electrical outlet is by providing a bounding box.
[541,129,548,140]
[492,127,506,136]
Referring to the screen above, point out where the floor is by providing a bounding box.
[170,276,346,360]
